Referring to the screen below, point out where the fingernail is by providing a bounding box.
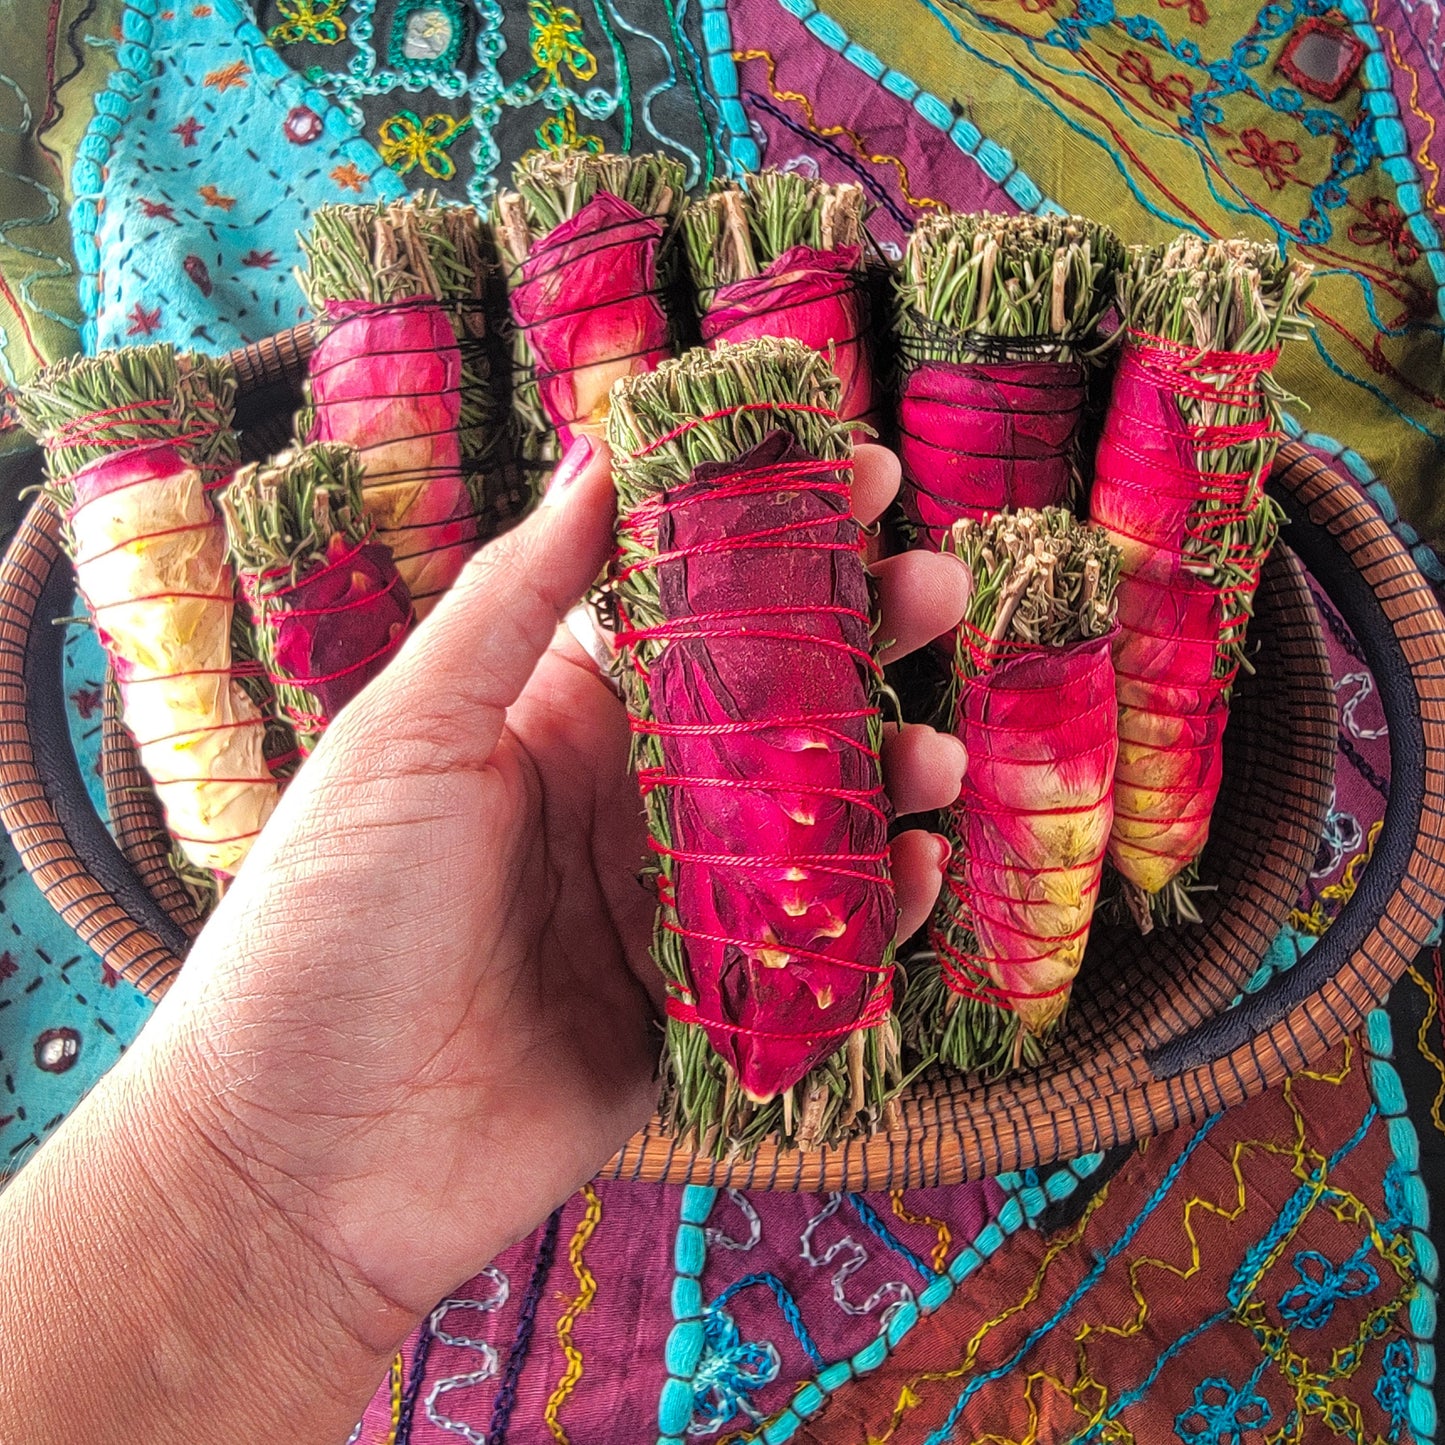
[545,433,597,505]
[931,832,953,871]
[564,602,618,677]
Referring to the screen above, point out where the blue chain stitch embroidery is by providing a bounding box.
[1041,0,1384,248]
[1381,1161,1412,1235]
[847,1193,937,1282]
[1278,1246,1381,1330]
[1375,1337,1415,1443]
[1175,1374,1274,1445]
[489,1211,562,1444]
[710,1274,827,1369]
[689,1303,782,1435]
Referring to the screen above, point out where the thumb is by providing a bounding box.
[339,436,616,767]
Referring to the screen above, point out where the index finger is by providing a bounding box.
[851,443,901,528]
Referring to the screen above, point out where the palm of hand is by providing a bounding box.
[143,445,968,1326]
[166,638,656,1317]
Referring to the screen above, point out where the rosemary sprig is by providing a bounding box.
[493,149,688,264]
[168,841,221,917]
[17,343,238,504]
[609,337,851,496]
[298,195,488,312]
[1118,236,1313,674]
[897,212,1124,366]
[608,337,903,1154]
[223,442,369,585]
[681,172,868,306]
[905,508,1120,1078]
[950,507,1119,661]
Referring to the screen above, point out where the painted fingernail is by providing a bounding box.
[931,832,953,871]
[545,433,597,504]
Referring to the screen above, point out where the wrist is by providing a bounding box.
[0,1012,413,1445]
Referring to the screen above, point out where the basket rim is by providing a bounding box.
[0,441,1437,1188]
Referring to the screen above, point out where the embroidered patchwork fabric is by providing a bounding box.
[0,0,1440,1438]
[251,0,729,204]
[345,1037,1428,1444]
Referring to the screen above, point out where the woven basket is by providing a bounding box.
[2,327,1441,1190]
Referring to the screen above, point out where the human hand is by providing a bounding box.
[1,439,971,1445]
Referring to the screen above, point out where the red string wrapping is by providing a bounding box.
[62,440,277,874]
[236,527,415,756]
[59,419,284,742]
[612,423,897,1101]
[928,628,1118,1032]
[46,399,232,489]
[1089,329,1282,894]
[306,295,485,617]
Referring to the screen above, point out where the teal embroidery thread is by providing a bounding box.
[660,1184,718,1445]
[1365,1006,1438,1444]
[732,1156,1108,1445]
[699,0,760,172]
[769,0,1060,216]
[388,0,467,83]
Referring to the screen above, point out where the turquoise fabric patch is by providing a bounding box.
[0,617,151,1176]
[75,0,402,356]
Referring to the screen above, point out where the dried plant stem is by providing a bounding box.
[681,172,867,306]
[897,212,1124,366]
[609,337,909,1154]
[495,150,687,264]
[904,509,1120,1078]
[17,344,237,500]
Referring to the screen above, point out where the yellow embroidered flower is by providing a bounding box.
[535,109,603,156]
[268,0,348,46]
[510,0,604,157]
[528,0,597,83]
[377,111,474,181]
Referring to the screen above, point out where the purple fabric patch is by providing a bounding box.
[352,1180,1000,1442]
[725,0,1015,253]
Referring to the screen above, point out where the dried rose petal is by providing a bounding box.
[899,359,1086,550]
[701,244,877,431]
[642,433,895,1100]
[510,191,671,450]
[936,630,1117,1034]
[69,444,276,874]
[307,297,477,617]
